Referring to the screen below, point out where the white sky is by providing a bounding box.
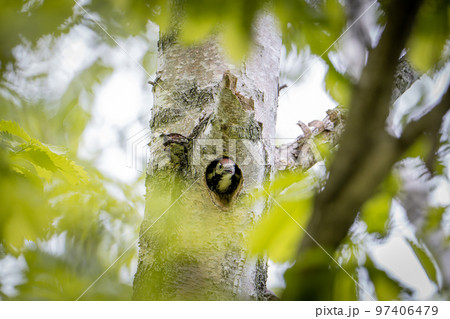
[276,64,337,138]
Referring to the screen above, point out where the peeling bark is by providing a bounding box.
[273,56,420,175]
[274,107,347,172]
[133,14,281,300]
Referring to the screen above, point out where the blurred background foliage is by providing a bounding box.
[0,0,449,300]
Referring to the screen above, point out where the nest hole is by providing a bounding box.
[205,156,243,208]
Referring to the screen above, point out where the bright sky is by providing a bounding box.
[277,52,337,139]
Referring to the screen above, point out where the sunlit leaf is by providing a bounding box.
[267,169,307,196]
[0,120,32,142]
[180,15,216,44]
[221,20,251,62]
[0,170,52,254]
[325,64,352,106]
[249,195,312,263]
[20,145,59,173]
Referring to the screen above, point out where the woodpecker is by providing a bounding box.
[206,157,242,198]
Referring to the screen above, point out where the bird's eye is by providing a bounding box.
[218,163,222,168]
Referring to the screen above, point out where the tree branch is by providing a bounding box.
[274,57,419,175]
[283,0,426,300]
[274,107,346,172]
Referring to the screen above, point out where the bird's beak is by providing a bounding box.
[224,167,234,174]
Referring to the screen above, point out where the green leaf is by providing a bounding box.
[249,194,312,263]
[333,268,357,300]
[424,206,446,231]
[179,13,216,44]
[406,239,438,285]
[49,150,88,185]
[3,120,89,185]
[383,173,402,196]
[403,135,433,160]
[0,120,32,142]
[0,171,53,253]
[267,170,307,196]
[20,145,59,172]
[407,0,450,72]
[221,20,251,62]
[360,192,391,236]
[366,257,403,301]
[0,0,73,65]
[275,0,346,55]
[325,64,352,106]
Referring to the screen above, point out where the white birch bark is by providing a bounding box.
[133,14,281,300]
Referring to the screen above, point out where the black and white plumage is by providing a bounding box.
[206,157,242,197]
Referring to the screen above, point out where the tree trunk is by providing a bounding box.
[132,14,281,300]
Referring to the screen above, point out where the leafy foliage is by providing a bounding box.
[0,120,141,300]
[365,256,405,301]
[1,0,449,301]
[0,0,73,68]
[360,174,401,237]
[249,171,313,263]
[407,0,450,72]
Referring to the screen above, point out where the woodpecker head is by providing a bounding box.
[205,157,242,199]
[215,158,236,176]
